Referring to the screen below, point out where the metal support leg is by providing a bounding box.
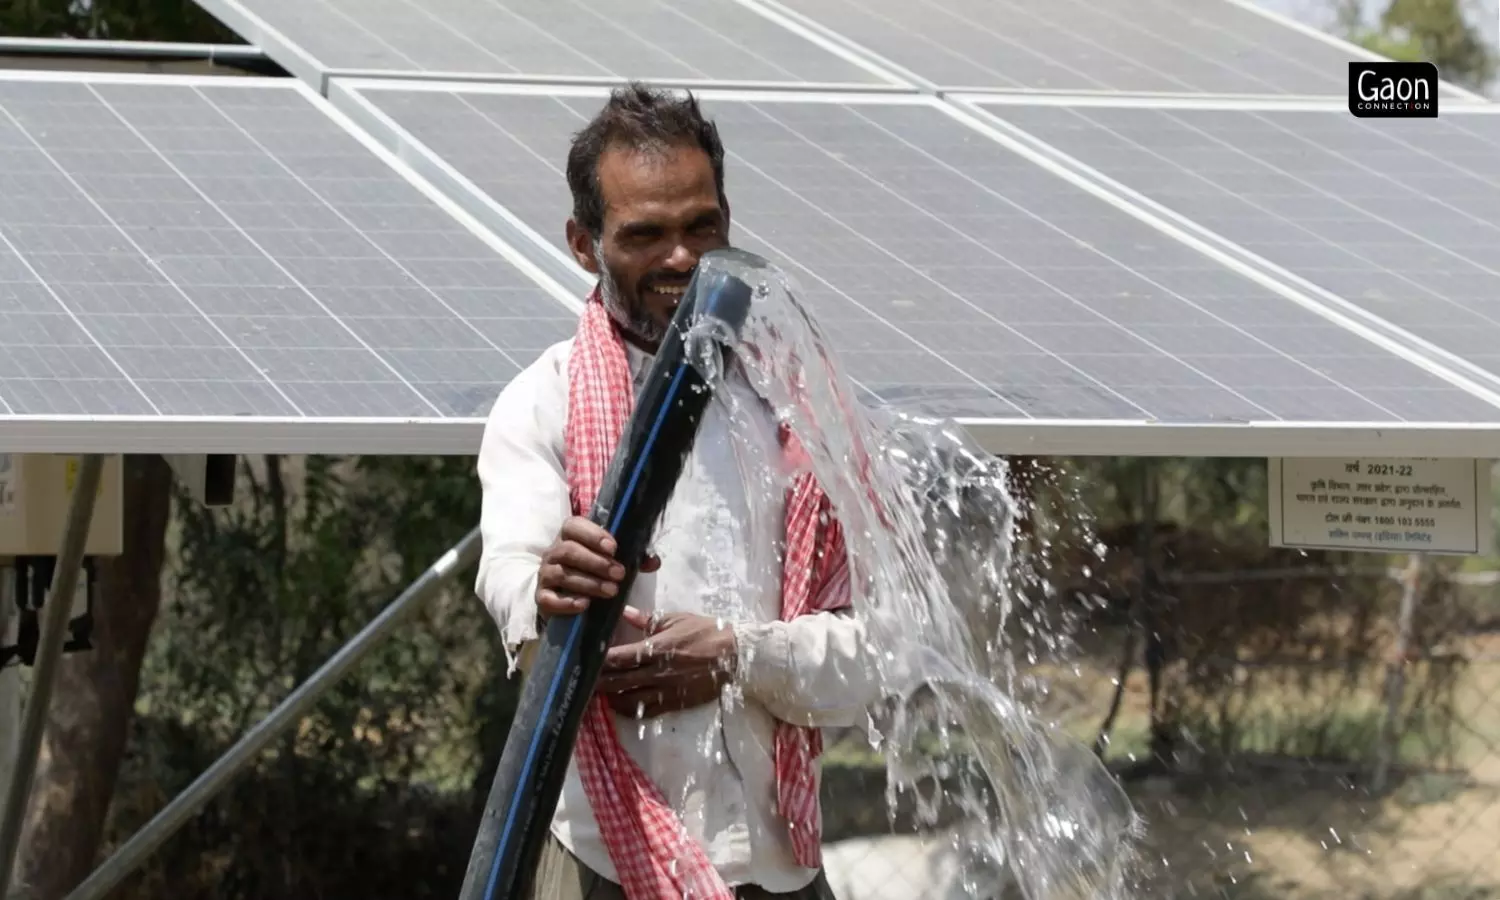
[64,526,483,900]
[0,454,104,898]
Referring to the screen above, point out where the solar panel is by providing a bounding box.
[0,72,579,454]
[331,81,1500,452]
[193,0,903,90]
[755,0,1456,97]
[965,99,1500,393]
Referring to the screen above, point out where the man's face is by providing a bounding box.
[567,142,729,349]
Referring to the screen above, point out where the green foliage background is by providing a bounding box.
[107,456,515,898]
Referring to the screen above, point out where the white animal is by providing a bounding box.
[820,832,1012,900]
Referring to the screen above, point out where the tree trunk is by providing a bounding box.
[17,455,174,899]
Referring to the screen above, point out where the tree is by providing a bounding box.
[0,0,237,42]
[1339,0,1497,90]
[97,455,506,900]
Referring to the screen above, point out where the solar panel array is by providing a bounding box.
[2,0,1497,455]
[191,0,1482,99]
[0,75,577,449]
[963,100,1500,390]
[332,84,1500,431]
[763,0,1366,96]
[192,0,902,89]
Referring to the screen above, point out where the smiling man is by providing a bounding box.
[474,84,881,900]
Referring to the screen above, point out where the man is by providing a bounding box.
[475,84,881,900]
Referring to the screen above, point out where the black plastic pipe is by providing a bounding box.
[459,248,762,900]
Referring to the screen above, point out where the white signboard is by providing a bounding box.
[1269,457,1492,555]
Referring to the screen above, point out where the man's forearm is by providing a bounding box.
[732,611,881,728]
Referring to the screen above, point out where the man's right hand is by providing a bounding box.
[535,516,659,619]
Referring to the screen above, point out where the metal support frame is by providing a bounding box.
[0,454,105,898]
[0,37,266,63]
[62,526,483,900]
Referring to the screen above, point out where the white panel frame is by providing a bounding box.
[8,414,1500,459]
[186,0,330,90]
[953,93,1500,112]
[326,71,919,94]
[935,88,1373,104]
[0,37,268,62]
[333,80,939,103]
[0,69,290,87]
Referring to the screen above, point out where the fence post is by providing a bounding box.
[1093,464,1156,757]
[1373,553,1423,793]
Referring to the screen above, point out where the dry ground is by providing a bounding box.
[819,631,1500,899]
[1076,637,1500,899]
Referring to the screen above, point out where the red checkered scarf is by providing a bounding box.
[565,290,851,899]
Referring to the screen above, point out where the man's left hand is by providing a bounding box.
[598,608,738,719]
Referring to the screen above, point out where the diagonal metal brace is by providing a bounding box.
[63,525,483,900]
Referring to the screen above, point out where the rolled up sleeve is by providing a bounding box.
[733,606,881,729]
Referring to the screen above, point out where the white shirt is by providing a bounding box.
[474,337,883,892]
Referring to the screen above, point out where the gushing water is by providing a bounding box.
[681,250,1140,899]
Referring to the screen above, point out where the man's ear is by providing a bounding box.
[565,219,601,275]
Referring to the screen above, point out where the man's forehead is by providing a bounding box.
[598,143,718,210]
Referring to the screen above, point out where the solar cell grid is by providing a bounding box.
[335,83,1500,429]
[710,0,1405,96]
[970,101,1500,388]
[192,0,898,88]
[0,75,576,433]
[196,0,1480,101]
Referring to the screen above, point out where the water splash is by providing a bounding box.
[681,250,1141,899]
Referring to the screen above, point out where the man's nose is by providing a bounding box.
[662,242,696,272]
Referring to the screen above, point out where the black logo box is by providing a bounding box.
[1349,61,1440,118]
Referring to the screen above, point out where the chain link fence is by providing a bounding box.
[815,561,1500,899]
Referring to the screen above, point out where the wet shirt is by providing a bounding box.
[474,337,882,892]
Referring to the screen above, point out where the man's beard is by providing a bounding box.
[594,241,667,346]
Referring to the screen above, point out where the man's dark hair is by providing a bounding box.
[566,82,727,239]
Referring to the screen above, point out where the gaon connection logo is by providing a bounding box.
[1348,61,1440,117]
